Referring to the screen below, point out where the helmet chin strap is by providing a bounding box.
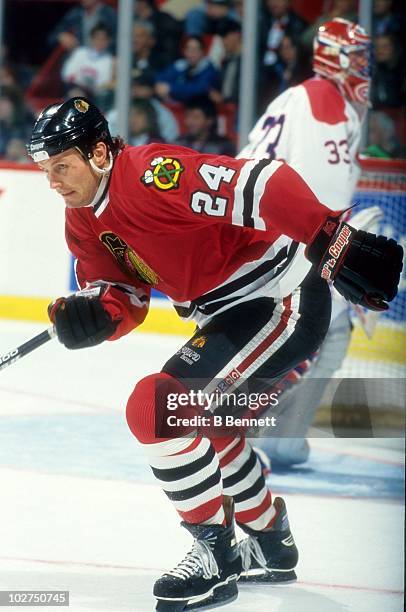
[89,151,114,175]
[81,149,114,208]
[87,169,110,208]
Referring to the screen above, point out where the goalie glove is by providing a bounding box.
[306,216,403,312]
[48,284,120,349]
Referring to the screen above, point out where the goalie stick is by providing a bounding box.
[0,327,56,372]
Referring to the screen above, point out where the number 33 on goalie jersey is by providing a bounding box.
[238,77,362,211]
[66,142,339,330]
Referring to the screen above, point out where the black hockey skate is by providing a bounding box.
[238,497,298,584]
[154,498,242,611]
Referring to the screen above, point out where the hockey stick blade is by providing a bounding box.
[0,326,56,372]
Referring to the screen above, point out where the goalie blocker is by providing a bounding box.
[307,216,403,312]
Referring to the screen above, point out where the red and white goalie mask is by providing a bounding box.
[313,18,371,106]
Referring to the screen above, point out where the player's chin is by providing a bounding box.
[63,193,86,208]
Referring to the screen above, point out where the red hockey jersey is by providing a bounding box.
[66,144,339,336]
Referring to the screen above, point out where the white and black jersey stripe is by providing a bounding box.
[233,159,281,230]
[172,239,300,324]
[108,281,150,308]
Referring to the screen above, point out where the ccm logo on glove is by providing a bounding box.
[320,223,354,281]
[307,216,403,312]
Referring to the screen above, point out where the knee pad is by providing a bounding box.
[126,372,194,444]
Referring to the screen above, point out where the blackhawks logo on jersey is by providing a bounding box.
[191,335,207,348]
[74,99,89,113]
[99,231,159,286]
[141,156,184,191]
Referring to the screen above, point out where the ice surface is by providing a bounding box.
[0,321,404,611]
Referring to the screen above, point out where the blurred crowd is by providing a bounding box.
[0,0,405,163]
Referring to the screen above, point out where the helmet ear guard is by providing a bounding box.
[27,97,115,163]
[89,151,114,175]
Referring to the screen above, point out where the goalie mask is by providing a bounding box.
[27,97,114,164]
[313,18,371,106]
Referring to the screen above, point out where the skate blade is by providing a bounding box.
[156,579,238,611]
[238,569,297,585]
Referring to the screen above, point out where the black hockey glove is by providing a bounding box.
[307,217,403,312]
[48,285,119,349]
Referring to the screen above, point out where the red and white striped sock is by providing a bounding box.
[212,437,276,531]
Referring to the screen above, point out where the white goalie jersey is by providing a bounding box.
[239,76,363,312]
[238,76,362,212]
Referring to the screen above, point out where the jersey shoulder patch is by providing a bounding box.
[301,78,347,125]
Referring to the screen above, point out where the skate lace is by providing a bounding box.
[167,540,219,581]
[239,536,268,572]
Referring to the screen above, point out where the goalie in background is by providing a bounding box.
[239,18,384,467]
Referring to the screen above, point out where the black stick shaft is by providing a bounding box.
[0,327,56,372]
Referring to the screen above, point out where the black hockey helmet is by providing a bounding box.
[27,97,114,162]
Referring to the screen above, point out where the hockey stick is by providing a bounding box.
[0,326,56,372]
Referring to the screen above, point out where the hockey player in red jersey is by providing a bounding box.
[27,97,402,611]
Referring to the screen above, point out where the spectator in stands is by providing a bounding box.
[0,92,33,157]
[370,34,405,108]
[185,1,239,37]
[260,0,307,70]
[301,0,357,50]
[233,0,244,20]
[132,74,180,142]
[0,44,33,91]
[61,24,115,111]
[106,73,180,143]
[365,110,401,158]
[209,18,241,105]
[132,20,166,82]
[272,34,312,95]
[0,94,17,155]
[128,99,164,146]
[134,0,183,64]
[175,96,235,155]
[155,36,220,103]
[4,137,31,164]
[49,0,117,53]
[64,83,94,101]
[373,0,405,37]
[0,64,23,99]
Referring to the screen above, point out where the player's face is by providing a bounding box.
[38,149,101,208]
